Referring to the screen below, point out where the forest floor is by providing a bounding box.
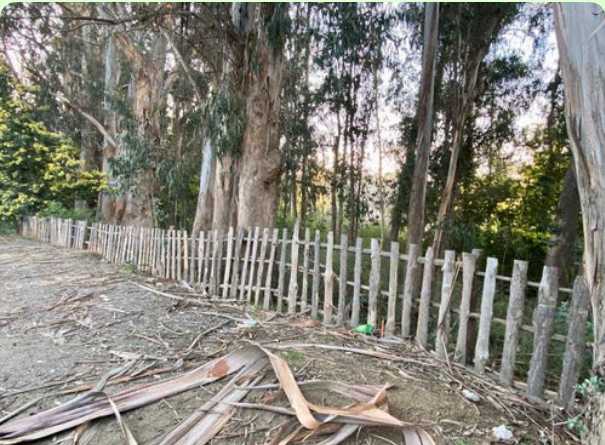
[0,236,579,445]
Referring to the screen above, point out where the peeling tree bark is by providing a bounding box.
[553,3,605,442]
[236,4,286,229]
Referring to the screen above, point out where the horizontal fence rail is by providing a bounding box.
[21,216,591,407]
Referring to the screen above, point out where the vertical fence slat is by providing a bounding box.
[176,230,183,281]
[499,259,528,386]
[311,230,321,320]
[239,229,253,300]
[351,237,363,327]
[401,244,420,337]
[254,228,269,305]
[170,229,176,280]
[188,231,195,282]
[246,227,261,304]
[287,222,301,313]
[196,231,204,285]
[527,266,559,399]
[454,252,478,364]
[367,238,381,329]
[230,228,244,299]
[416,247,434,347]
[183,231,189,282]
[222,227,235,299]
[276,228,288,312]
[385,241,400,336]
[300,228,311,313]
[203,230,213,290]
[436,250,456,359]
[263,228,279,310]
[210,230,221,297]
[559,276,590,407]
[337,234,348,325]
[323,232,334,324]
[474,257,498,373]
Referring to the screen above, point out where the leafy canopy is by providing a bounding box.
[0,64,104,222]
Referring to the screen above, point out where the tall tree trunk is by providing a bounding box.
[545,164,580,286]
[192,138,216,233]
[99,17,121,223]
[553,4,605,442]
[213,154,239,230]
[236,5,286,229]
[114,32,167,227]
[432,9,509,255]
[331,117,341,237]
[405,2,439,248]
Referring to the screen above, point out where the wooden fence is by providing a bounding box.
[21,216,591,406]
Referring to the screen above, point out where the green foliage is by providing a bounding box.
[0,65,104,222]
[36,201,96,222]
[205,87,245,159]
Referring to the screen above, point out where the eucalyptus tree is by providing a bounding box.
[554,7,605,441]
[313,3,392,239]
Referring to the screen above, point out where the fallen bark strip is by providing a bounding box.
[0,345,434,445]
[0,348,265,444]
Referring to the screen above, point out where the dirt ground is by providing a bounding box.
[0,236,578,444]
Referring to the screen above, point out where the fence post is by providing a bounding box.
[527,266,559,399]
[311,230,321,320]
[385,241,400,336]
[416,247,435,347]
[454,252,479,364]
[367,238,381,329]
[288,222,301,313]
[246,227,261,303]
[401,244,420,337]
[323,231,335,324]
[227,228,242,298]
[337,234,348,325]
[254,228,270,306]
[300,228,311,313]
[436,250,457,359]
[183,230,189,281]
[196,231,204,286]
[499,260,529,386]
[350,237,363,327]
[222,227,235,299]
[239,229,252,300]
[474,257,498,373]
[276,228,288,312]
[263,228,279,310]
[559,276,590,407]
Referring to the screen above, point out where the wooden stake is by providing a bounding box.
[287,221,301,314]
[276,228,288,312]
[474,257,498,374]
[300,228,311,313]
[337,234,348,325]
[254,228,270,306]
[367,238,381,328]
[527,265,559,399]
[559,276,590,407]
[401,244,420,337]
[311,230,321,320]
[263,228,279,310]
[454,252,479,364]
[436,250,456,359]
[385,241,400,336]
[323,231,334,325]
[222,227,234,299]
[351,237,363,327]
[416,247,435,347]
[499,260,528,386]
